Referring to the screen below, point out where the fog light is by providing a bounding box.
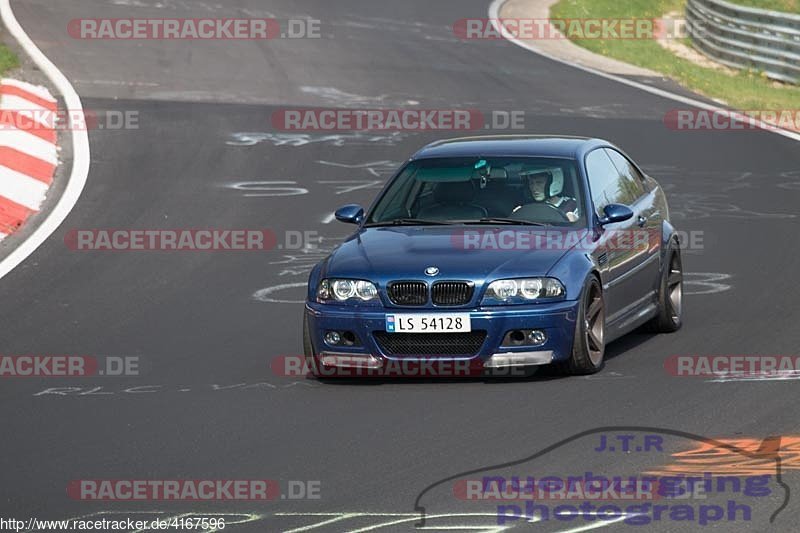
[528,329,547,345]
[501,329,548,347]
[324,331,341,345]
[509,330,525,344]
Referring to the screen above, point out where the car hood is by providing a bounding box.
[324,226,577,281]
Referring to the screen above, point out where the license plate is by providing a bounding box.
[385,313,471,333]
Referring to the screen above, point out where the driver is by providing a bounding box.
[513,169,579,222]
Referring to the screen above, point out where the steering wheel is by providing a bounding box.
[509,202,570,224]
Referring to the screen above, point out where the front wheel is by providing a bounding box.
[646,241,683,333]
[560,276,605,375]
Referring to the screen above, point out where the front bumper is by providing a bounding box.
[304,300,579,377]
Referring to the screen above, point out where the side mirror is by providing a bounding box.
[598,204,634,226]
[334,204,365,225]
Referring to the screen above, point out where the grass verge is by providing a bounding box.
[550,0,800,110]
[0,42,19,75]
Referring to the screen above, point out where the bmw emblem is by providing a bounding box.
[425,266,439,276]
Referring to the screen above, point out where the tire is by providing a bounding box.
[302,313,321,377]
[646,240,683,333]
[560,276,605,375]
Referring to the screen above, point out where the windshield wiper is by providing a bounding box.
[462,218,547,226]
[364,218,455,227]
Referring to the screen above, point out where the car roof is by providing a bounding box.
[410,135,611,161]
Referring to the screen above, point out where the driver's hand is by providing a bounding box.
[566,212,578,222]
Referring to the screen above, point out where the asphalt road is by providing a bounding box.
[1,0,800,531]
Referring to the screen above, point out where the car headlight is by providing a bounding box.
[482,277,565,304]
[318,279,379,303]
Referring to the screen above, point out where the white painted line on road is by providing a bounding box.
[488,0,800,144]
[281,513,360,532]
[346,513,518,532]
[276,512,519,533]
[252,282,307,304]
[0,0,91,280]
[74,79,160,88]
[708,371,800,383]
[321,212,336,224]
[553,513,633,532]
[682,272,732,295]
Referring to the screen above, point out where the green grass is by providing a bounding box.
[0,43,19,75]
[550,0,800,110]
[727,0,799,12]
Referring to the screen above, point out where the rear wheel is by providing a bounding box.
[561,276,605,375]
[647,241,683,333]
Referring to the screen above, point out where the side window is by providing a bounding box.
[585,149,621,216]
[604,149,645,205]
[370,165,418,221]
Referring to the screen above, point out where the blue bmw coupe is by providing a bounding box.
[304,136,682,376]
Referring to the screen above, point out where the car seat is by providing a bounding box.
[416,181,488,220]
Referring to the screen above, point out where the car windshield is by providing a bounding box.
[366,156,585,226]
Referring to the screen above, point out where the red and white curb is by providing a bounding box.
[0,0,89,281]
[0,78,58,241]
